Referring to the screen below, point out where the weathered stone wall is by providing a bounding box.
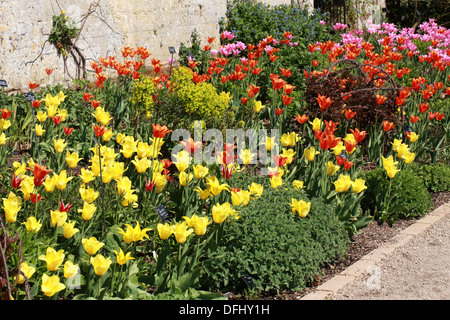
[0,0,227,91]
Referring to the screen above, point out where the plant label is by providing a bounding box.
[156,204,170,221]
[242,274,255,288]
[0,80,7,87]
[24,92,36,102]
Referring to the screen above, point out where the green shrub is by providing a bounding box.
[220,0,330,49]
[199,180,349,293]
[406,162,450,193]
[361,167,432,223]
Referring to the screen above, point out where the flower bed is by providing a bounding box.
[0,4,449,300]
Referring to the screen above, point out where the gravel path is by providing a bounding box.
[328,205,450,300]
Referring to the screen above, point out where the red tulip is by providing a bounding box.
[63,127,74,136]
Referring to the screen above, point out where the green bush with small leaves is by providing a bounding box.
[406,162,450,193]
[361,167,432,223]
[200,176,349,293]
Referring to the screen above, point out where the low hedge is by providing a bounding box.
[199,176,349,293]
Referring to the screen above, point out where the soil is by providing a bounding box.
[228,190,450,300]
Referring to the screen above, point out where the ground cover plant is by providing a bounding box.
[0,2,449,300]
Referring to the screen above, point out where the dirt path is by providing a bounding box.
[327,203,450,300]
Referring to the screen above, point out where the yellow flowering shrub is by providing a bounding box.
[129,76,156,115]
[171,66,232,128]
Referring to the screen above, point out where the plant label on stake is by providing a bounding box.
[156,204,170,222]
[23,92,41,164]
[0,79,7,109]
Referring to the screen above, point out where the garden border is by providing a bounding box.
[300,200,450,300]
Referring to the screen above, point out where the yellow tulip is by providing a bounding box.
[205,176,229,196]
[63,260,80,279]
[2,191,22,223]
[113,248,135,265]
[66,151,81,168]
[281,148,295,164]
[239,149,256,165]
[193,187,211,200]
[152,173,167,194]
[90,254,112,276]
[270,174,283,189]
[131,156,150,173]
[304,146,319,162]
[62,221,79,239]
[20,176,34,201]
[79,186,99,203]
[192,215,211,236]
[253,100,265,113]
[36,110,48,122]
[179,171,194,187]
[102,129,113,142]
[280,132,299,148]
[157,222,174,240]
[136,142,151,159]
[78,201,97,221]
[43,174,57,192]
[333,174,352,192]
[193,164,209,180]
[333,141,345,156]
[117,221,152,244]
[57,108,68,121]
[327,161,340,176]
[16,261,36,284]
[211,202,234,224]
[173,150,190,172]
[55,170,73,190]
[248,182,263,197]
[290,198,311,218]
[50,210,67,227]
[53,139,67,153]
[35,124,45,137]
[404,152,415,164]
[93,107,111,126]
[408,132,419,143]
[173,221,194,243]
[310,118,322,131]
[38,247,65,271]
[382,155,399,179]
[391,139,402,152]
[0,119,11,130]
[0,132,9,145]
[23,216,42,233]
[82,237,105,255]
[292,180,305,191]
[57,90,67,103]
[352,179,367,194]
[41,274,66,297]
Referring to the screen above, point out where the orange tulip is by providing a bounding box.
[294,114,309,124]
[93,124,107,137]
[376,94,387,105]
[281,94,293,106]
[349,128,367,143]
[383,121,395,132]
[152,123,172,139]
[27,163,51,181]
[410,115,420,123]
[316,94,332,111]
[1,108,13,120]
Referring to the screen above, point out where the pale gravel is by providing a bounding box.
[329,209,450,300]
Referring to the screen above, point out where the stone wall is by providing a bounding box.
[0,0,227,91]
